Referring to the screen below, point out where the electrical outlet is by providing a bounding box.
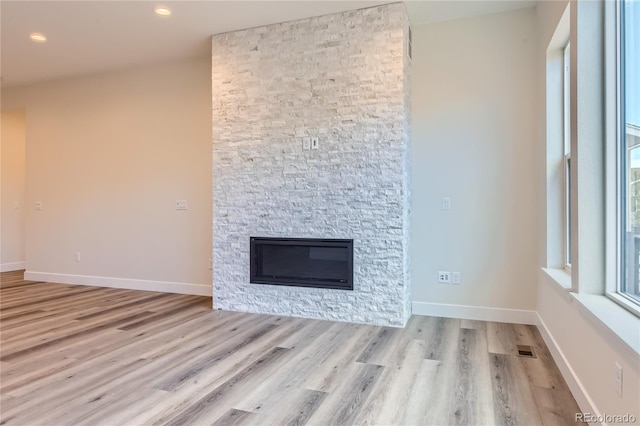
[35,201,43,210]
[176,200,188,210]
[438,271,451,283]
[615,362,623,397]
[74,252,81,262]
[303,138,311,150]
[208,259,213,270]
[452,272,461,284]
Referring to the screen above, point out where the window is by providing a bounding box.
[615,0,640,312]
[544,3,570,277]
[563,41,571,270]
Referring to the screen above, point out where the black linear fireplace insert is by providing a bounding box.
[250,237,353,290]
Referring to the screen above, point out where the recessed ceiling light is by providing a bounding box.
[29,32,47,42]
[154,6,171,16]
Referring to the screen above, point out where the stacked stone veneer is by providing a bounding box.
[211,3,411,326]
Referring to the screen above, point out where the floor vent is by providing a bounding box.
[516,345,536,358]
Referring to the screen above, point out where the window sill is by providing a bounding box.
[606,292,640,318]
[571,293,640,357]
[542,267,572,290]
[542,267,639,357]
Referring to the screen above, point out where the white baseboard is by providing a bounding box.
[23,271,212,296]
[1,262,26,272]
[411,301,537,324]
[535,313,600,423]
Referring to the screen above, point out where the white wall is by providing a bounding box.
[411,7,538,317]
[1,58,212,294]
[535,1,640,419]
[1,110,27,271]
[538,274,640,421]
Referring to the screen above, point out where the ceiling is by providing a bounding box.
[0,0,536,88]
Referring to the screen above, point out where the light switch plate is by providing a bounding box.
[442,197,451,210]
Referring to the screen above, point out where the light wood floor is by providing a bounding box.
[0,270,584,426]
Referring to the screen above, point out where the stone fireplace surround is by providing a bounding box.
[212,3,411,327]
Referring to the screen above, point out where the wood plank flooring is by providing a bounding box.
[0,270,585,425]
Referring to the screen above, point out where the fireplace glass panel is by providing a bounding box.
[250,238,353,290]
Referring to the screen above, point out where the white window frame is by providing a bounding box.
[543,2,570,280]
[563,41,572,271]
[606,0,640,316]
